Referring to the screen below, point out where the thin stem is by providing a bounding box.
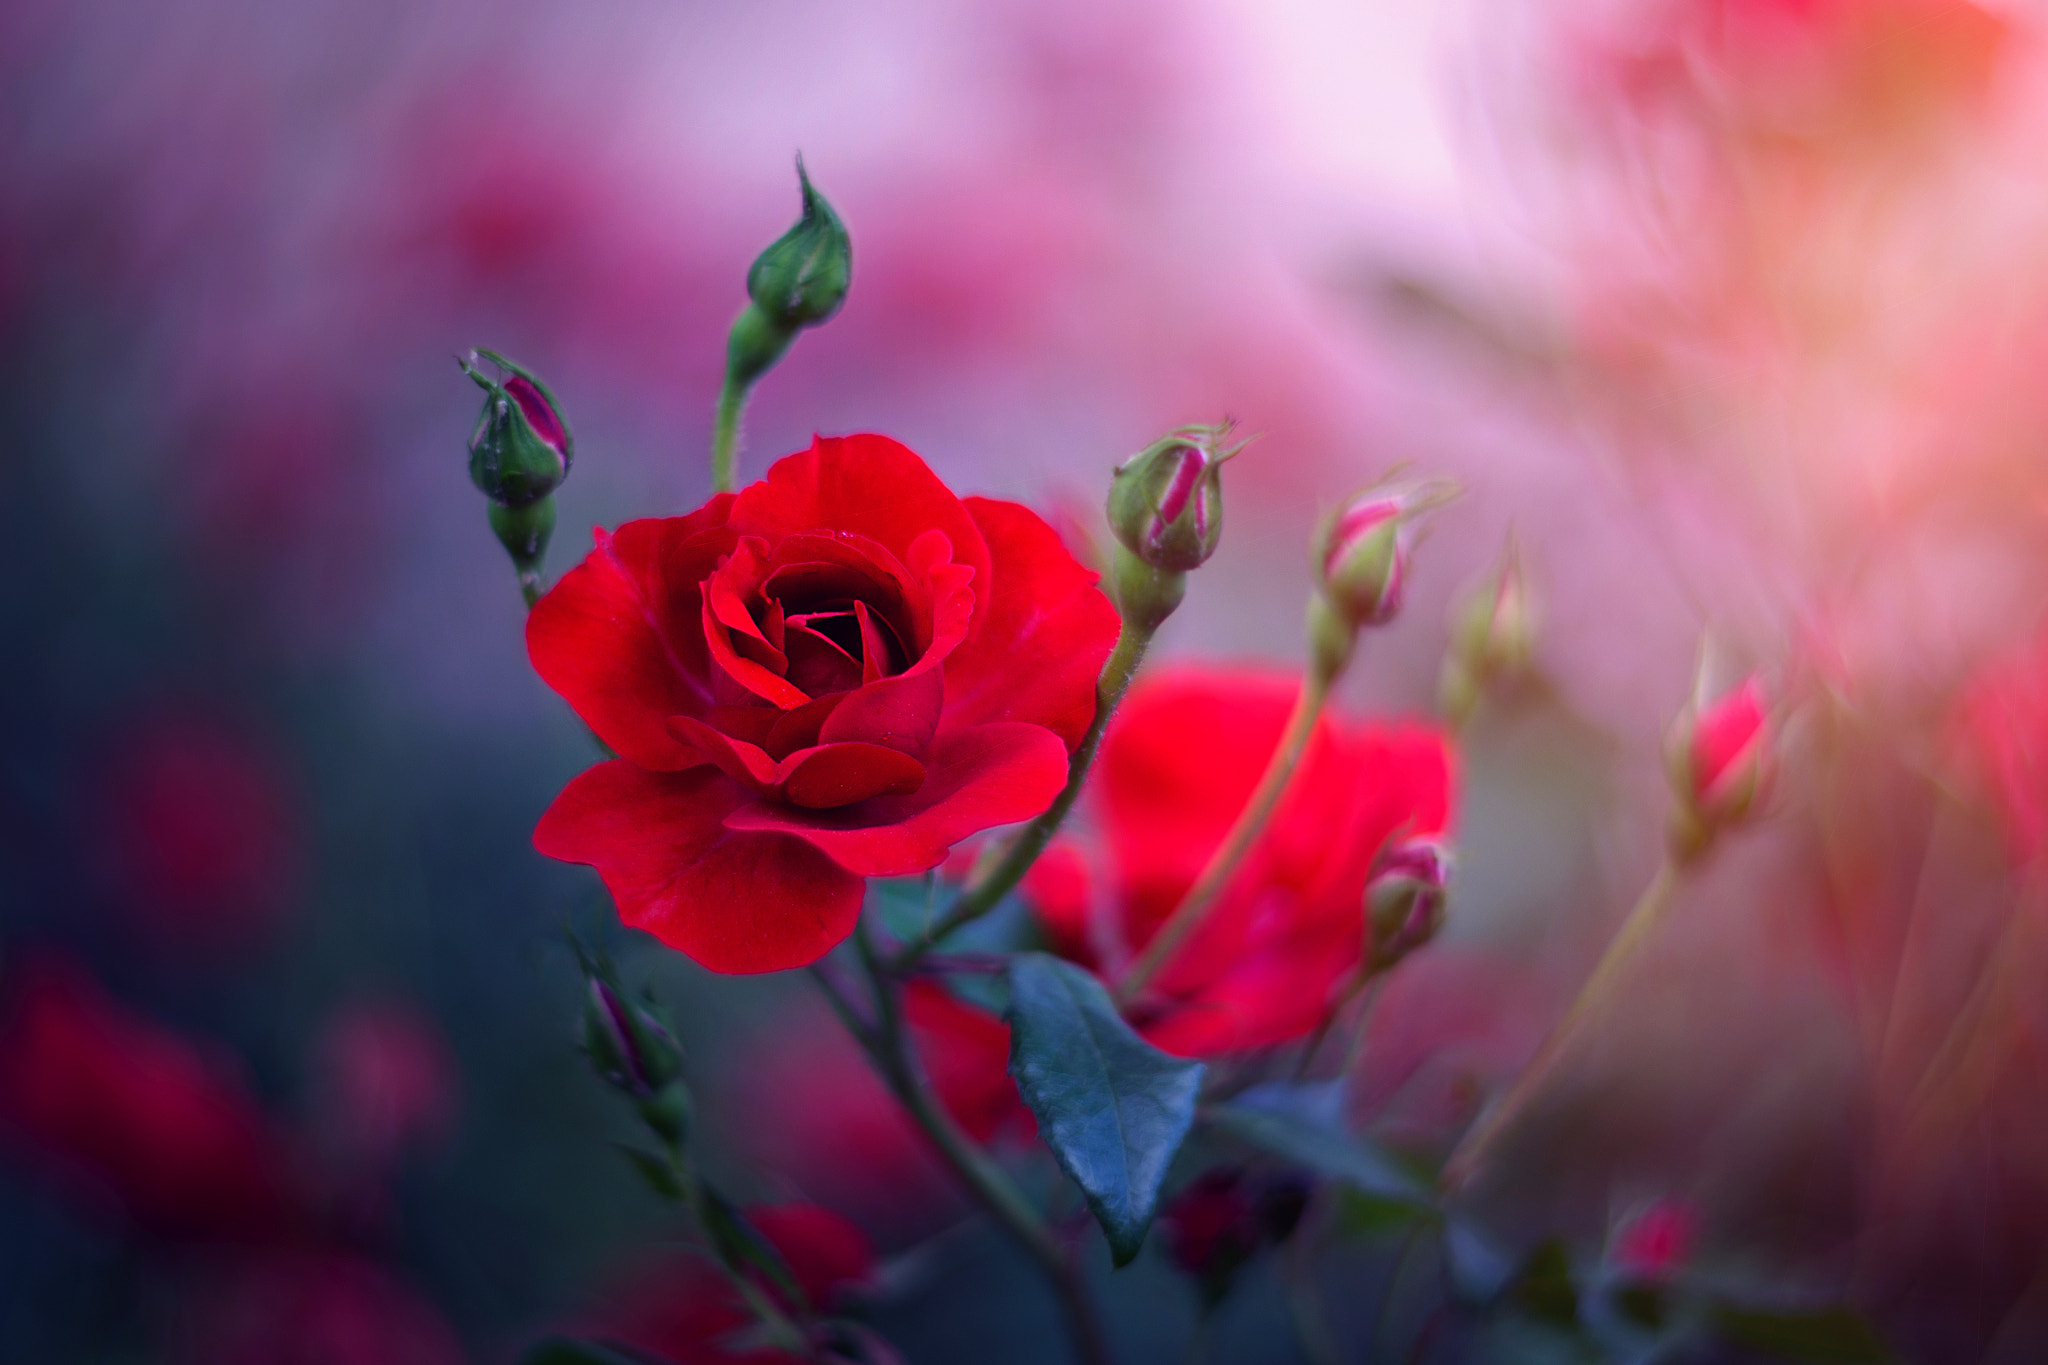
[1119,670,1331,1001]
[1439,857,1681,1191]
[517,570,544,610]
[833,921,1111,1365]
[900,616,1156,967]
[712,374,746,494]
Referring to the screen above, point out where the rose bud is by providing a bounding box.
[1308,478,1457,682]
[1611,1200,1695,1282]
[1157,1170,1260,1305]
[726,160,853,390]
[1106,429,1229,574]
[460,349,572,509]
[1439,543,1536,725]
[1366,837,1452,970]
[582,974,686,1101]
[1666,675,1772,861]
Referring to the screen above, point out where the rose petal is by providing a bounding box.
[702,539,810,709]
[943,497,1120,752]
[779,743,928,809]
[818,667,946,757]
[725,723,1069,877]
[534,762,863,974]
[527,505,736,769]
[667,716,781,794]
[731,435,992,614]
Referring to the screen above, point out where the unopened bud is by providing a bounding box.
[746,159,852,334]
[582,975,685,1099]
[1367,838,1452,969]
[1106,428,1235,572]
[1315,480,1455,634]
[1440,545,1535,722]
[1666,676,1771,861]
[461,349,572,507]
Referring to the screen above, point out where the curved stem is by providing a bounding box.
[1119,670,1331,1001]
[900,616,1156,967]
[826,923,1112,1365]
[1439,858,1680,1191]
[712,374,746,494]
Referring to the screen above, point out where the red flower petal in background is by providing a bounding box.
[904,981,1030,1144]
[0,955,298,1241]
[1027,666,1456,1056]
[311,1000,458,1173]
[598,1203,877,1365]
[174,1251,465,1365]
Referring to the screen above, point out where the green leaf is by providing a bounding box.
[1004,953,1205,1265]
[1205,1081,1434,1210]
[614,1144,683,1200]
[520,1337,672,1365]
[1712,1306,1894,1363]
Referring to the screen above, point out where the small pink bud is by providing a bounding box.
[1612,1200,1694,1281]
[1106,426,1237,573]
[1669,676,1772,856]
[1366,837,1453,968]
[1315,479,1457,636]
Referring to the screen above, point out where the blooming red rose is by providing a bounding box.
[0,955,298,1241]
[1028,667,1456,1056]
[528,434,1120,973]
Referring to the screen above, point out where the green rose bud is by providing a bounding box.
[461,349,572,508]
[746,158,852,334]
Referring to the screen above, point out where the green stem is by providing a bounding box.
[1439,858,1681,1191]
[899,616,1156,967]
[1119,669,1332,1001]
[652,1132,814,1356]
[517,570,544,610]
[826,925,1112,1365]
[712,373,746,494]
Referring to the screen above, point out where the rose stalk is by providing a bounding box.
[1441,672,1774,1191]
[1118,477,1452,1001]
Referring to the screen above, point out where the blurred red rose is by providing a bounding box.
[530,434,1119,974]
[96,712,301,951]
[311,1001,458,1174]
[174,1250,465,1365]
[0,955,297,1241]
[903,980,1031,1144]
[1030,668,1456,1056]
[600,1203,881,1365]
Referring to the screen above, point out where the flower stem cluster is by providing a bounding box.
[714,161,853,493]
[460,349,574,608]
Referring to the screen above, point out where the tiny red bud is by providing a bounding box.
[1106,426,1237,573]
[1612,1200,1694,1281]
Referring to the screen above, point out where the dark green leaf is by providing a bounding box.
[520,1337,673,1365]
[1205,1080,1434,1210]
[1004,953,1205,1265]
[1712,1306,1893,1363]
[615,1144,683,1200]
[1512,1238,1579,1327]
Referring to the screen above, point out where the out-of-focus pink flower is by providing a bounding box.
[1611,1199,1696,1281]
[96,712,301,951]
[599,1203,878,1365]
[174,1251,465,1365]
[1958,627,2048,865]
[0,955,298,1241]
[311,1001,458,1173]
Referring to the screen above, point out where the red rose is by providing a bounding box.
[1029,667,1456,1056]
[0,955,298,1241]
[528,434,1119,973]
